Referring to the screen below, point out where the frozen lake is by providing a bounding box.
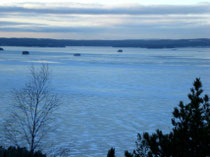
[0,46,210,156]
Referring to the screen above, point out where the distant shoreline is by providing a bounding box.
[0,38,210,49]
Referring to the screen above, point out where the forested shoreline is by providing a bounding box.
[0,38,210,49]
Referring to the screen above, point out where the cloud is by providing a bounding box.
[0,21,28,26]
[0,2,209,39]
[0,26,106,33]
[0,23,209,39]
[0,21,47,27]
[0,3,210,15]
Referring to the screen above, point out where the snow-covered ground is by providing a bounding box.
[0,46,210,156]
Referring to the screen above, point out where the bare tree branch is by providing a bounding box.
[3,64,60,154]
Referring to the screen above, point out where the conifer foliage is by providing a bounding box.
[107,147,116,157]
[125,78,210,157]
[0,146,45,157]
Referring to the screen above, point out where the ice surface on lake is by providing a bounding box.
[0,46,210,156]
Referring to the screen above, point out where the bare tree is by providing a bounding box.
[3,64,59,154]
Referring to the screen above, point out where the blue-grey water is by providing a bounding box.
[0,46,210,156]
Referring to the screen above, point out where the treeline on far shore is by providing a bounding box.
[0,38,210,48]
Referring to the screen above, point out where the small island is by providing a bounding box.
[22,51,30,55]
[73,53,81,56]
[0,47,4,51]
[117,49,123,52]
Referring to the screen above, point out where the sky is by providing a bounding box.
[0,0,209,39]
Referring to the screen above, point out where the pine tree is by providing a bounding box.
[107,147,116,157]
[125,78,210,157]
[170,78,210,156]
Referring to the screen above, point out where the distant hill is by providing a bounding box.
[0,38,210,49]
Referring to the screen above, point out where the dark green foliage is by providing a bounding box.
[126,78,210,157]
[124,133,151,157]
[169,78,210,156]
[107,147,116,157]
[124,151,134,157]
[0,146,45,157]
